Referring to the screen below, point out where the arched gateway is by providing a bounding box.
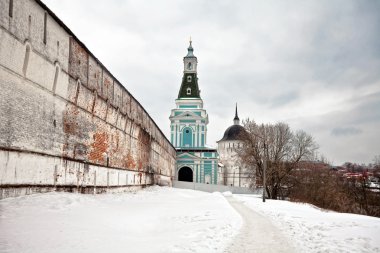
[178,167,193,182]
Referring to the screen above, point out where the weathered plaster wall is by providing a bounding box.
[0,0,176,198]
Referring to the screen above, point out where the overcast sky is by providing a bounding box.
[43,0,380,165]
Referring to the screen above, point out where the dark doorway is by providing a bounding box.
[178,167,193,182]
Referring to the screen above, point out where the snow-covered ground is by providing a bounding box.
[0,187,241,253]
[1,187,379,253]
[235,194,380,253]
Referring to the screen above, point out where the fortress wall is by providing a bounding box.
[0,0,176,198]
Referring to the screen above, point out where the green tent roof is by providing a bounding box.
[177,73,201,98]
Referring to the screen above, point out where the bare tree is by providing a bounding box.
[238,119,318,199]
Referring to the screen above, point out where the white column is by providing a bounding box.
[176,124,180,147]
[195,124,198,147]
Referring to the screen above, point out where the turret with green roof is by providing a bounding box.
[177,40,201,98]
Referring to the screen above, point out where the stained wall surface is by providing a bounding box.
[0,0,176,198]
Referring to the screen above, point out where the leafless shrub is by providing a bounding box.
[288,163,380,217]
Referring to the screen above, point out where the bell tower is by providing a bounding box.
[170,40,208,148]
[169,39,219,185]
[177,39,200,99]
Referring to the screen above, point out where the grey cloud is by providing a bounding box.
[270,91,299,108]
[346,92,380,125]
[331,127,363,136]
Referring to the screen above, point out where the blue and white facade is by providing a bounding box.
[169,41,218,184]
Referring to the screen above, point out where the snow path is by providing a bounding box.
[224,196,295,253]
[235,194,380,253]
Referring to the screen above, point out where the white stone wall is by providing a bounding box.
[0,0,175,198]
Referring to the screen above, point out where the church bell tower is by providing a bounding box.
[169,40,218,184]
[170,40,208,148]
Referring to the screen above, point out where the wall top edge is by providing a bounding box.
[34,0,174,151]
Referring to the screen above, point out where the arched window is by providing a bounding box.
[9,0,13,17]
[186,87,191,95]
[28,15,31,38]
[183,127,193,147]
[22,42,31,76]
[52,62,60,94]
[187,76,192,82]
[43,12,47,44]
[187,62,192,70]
